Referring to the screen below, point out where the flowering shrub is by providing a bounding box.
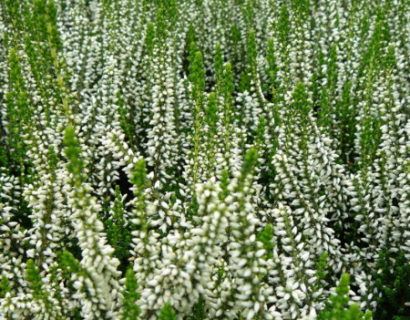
[0,0,409,319]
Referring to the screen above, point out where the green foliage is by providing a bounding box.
[242,147,258,176]
[159,303,178,320]
[358,115,382,168]
[131,159,148,190]
[187,193,199,218]
[205,92,219,136]
[222,62,235,106]
[145,22,156,55]
[58,250,82,277]
[26,259,43,299]
[316,253,329,281]
[317,273,372,320]
[121,268,141,320]
[256,224,274,259]
[277,3,290,43]
[105,186,132,272]
[265,38,279,92]
[188,297,206,320]
[373,251,410,320]
[219,169,230,200]
[336,81,357,166]
[291,82,311,118]
[4,48,31,171]
[214,44,224,88]
[239,30,257,92]
[47,145,59,171]
[0,276,10,299]
[317,44,337,130]
[188,50,206,101]
[154,0,178,41]
[63,125,84,181]
[26,259,55,316]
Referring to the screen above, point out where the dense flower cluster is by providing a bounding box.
[0,0,409,319]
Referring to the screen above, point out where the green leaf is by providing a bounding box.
[159,303,178,320]
[121,268,141,320]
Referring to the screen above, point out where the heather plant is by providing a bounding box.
[0,0,409,320]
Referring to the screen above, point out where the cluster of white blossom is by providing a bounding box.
[0,0,409,319]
